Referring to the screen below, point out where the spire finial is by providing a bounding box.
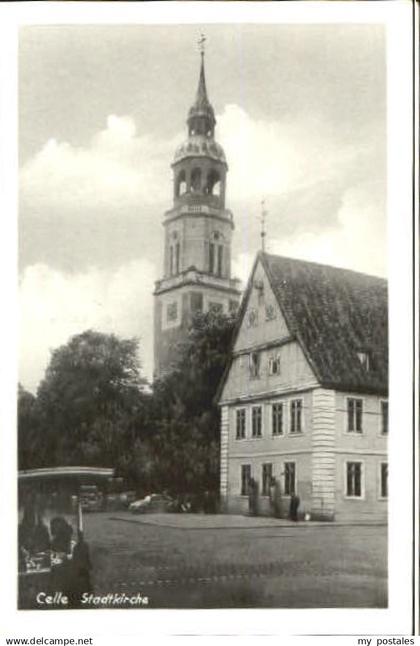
[259,199,268,252]
[194,33,210,107]
[198,33,206,57]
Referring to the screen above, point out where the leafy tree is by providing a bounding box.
[18,384,42,470]
[21,315,237,498]
[151,310,237,495]
[36,330,149,467]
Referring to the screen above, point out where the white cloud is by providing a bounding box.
[217,104,381,203]
[21,106,383,222]
[19,260,156,393]
[266,180,386,277]
[20,115,181,213]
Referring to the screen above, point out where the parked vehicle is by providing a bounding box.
[106,490,137,511]
[129,493,175,514]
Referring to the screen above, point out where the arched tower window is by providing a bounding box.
[209,231,225,277]
[206,170,221,197]
[176,170,187,197]
[169,232,181,276]
[190,167,202,193]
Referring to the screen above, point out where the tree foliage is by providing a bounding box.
[18,312,237,499]
[150,310,237,494]
[34,330,149,468]
[18,384,42,470]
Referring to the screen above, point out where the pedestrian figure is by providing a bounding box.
[289,492,300,522]
[269,476,276,516]
[248,477,260,516]
[273,477,283,518]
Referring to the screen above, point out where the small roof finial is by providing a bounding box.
[259,199,268,253]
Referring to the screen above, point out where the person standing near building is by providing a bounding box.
[248,477,260,516]
[273,477,283,518]
[289,492,300,522]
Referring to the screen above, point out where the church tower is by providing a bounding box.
[153,45,241,378]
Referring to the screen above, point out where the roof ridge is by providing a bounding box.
[261,251,387,283]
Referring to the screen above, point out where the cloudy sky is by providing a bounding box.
[19,23,386,393]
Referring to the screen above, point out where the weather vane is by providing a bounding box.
[259,199,268,252]
[198,33,206,56]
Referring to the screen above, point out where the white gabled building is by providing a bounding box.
[217,252,388,522]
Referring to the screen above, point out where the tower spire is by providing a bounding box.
[260,200,268,252]
[195,33,210,108]
[187,34,215,138]
[153,36,241,378]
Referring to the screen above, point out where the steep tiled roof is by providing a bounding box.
[261,253,388,395]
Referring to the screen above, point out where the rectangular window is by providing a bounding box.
[249,352,261,379]
[380,463,388,498]
[272,403,284,436]
[191,292,203,313]
[241,464,251,496]
[347,398,363,433]
[217,245,223,277]
[262,463,273,496]
[209,243,215,274]
[346,461,362,497]
[284,462,296,495]
[236,409,246,439]
[252,406,262,438]
[269,355,281,376]
[290,399,303,433]
[381,401,388,435]
[166,302,178,322]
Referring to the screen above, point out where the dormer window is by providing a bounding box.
[357,351,371,371]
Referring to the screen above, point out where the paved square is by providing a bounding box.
[85,512,387,608]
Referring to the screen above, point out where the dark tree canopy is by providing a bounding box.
[34,330,149,468]
[18,313,237,501]
[150,310,237,494]
[18,383,42,470]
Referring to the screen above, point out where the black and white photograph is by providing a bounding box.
[0,0,415,639]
